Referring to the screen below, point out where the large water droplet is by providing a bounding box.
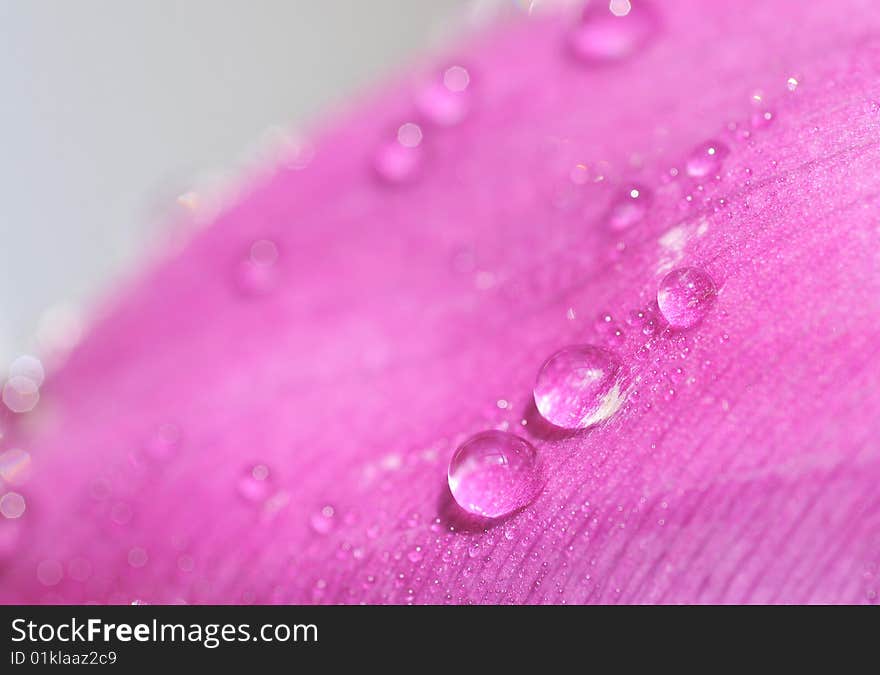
[657,267,717,329]
[416,66,471,127]
[607,184,652,230]
[685,141,729,178]
[569,1,656,63]
[534,345,625,429]
[447,430,544,518]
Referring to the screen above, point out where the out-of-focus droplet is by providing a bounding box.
[657,266,717,329]
[9,355,44,387]
[128,547,148,568]
[751,109,774,128]
[685,140,729,178]
[0,449,32,486]
[416,66,471,127]
[310,504,337,534]
[2,376,39,413]
[533,345,625,429]
[237,464,272,503]
[143,423,181,461]
[447,430,545,518]
[37,559,63,586]
[607,184,652,230]
[569,1,656,63]
[0,492,26,519]
[374,123,424,184]
[235,239,279,297]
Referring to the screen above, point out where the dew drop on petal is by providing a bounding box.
[657,267,717,329]
[310,504,337,534]
[416,67,471,127]
[373,135,423,184]
[0,448,32,485]
[607,184,652,230]
[533,345,625,429]
[37,559,63,586]
[9,355,44,387]
[128,547,148,568]
[0,492,26,519]
[447,430,544,519]
[235,239,279,297]
[569,0,657,63]
[237,464,272,503]
[685,140,729,178]
[2,376,39,413]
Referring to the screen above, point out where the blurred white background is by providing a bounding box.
[0,0,475,364]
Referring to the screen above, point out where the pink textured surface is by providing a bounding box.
[2,0,880,603]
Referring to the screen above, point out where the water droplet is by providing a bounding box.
[447,430,544,518]
[750,109,774,128]
[37,559,63,586]
[310,505,337,534]
[2,376,39,413]
[533,345,625,429]
[374,125,423,184]
[607,184,652,230]
[9,355,44,387]
[396,122,423,148]
[143,423,181,460]
[237,464,272,503]
[0,492,26,519]
[416,66,471,127]
[569,1,656,63]
[657,267,717,329]
[128,547,148,568]
[685,141,729,178]
[0,449,32,485]
[235,239,279,296]
[786,76,799,91]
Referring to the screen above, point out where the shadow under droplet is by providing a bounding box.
[520,398,580,442]
[436,487,513,533]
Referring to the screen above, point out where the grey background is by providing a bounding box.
[0,0,478,363]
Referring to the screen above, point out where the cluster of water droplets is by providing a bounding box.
[373,64,473,185]
[442,2,808,523]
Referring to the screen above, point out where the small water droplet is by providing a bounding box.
[447,430,544,518]
[37,559,63,586]
[128,547,148,568]
[373,126,423,184]
[2,376,39,413]
[235,239,279,296]
[310,504,337,534]
[533,345,625,429]
[786,76,799,92]
[0,448,32,486]
[0,492,26,519]
[569,1,656,63]
[237,464,272,503]
[750,109,774,128]
[416,66,471,127]
[657,267,717,329]
[607,184,652,230]
[685,141,729,178]
[143,423,181,461]
[9,355,45,387]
